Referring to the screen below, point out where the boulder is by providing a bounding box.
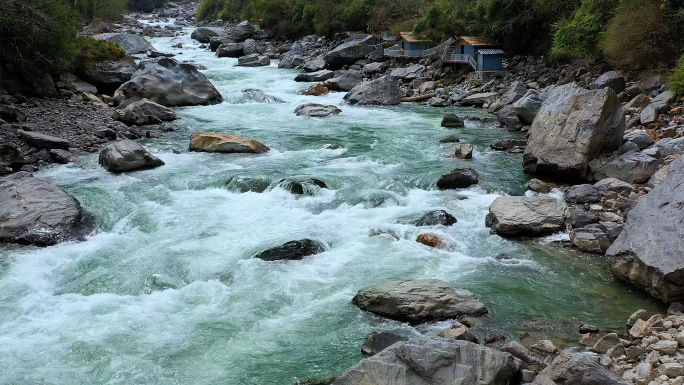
[276,178,328,195]
[523,84,625,181]
[441,114,465,128]
[564,184,601,204]
[648,90,676,114]
[532,350,628,385]
[528,178,552,194]
[328,71,363,92]
[224,21,253,42]
[485,196,568,237]
[302,56,326,73]
[216,43,244,58]
[570,228,612,254]
[237,54,270,67]
[452,144,473,159]
[440,135,460,144]
[362,62,383,75]
[361,332,408,356]
[130,98,178,121]
[114,58,223,107]
[593,150,659,184]
[225,176,271,193]
[294,70,335,82]
[501,81,527,104]
[333,337,519,385]
[304,83,329,96]
[241,89,285,104]
[99,139,164,173]
[278,51,305,69]
[191,27,225,43]
[389,64,425,81]
[497,105,523,130]
[412,210,457,227]
[416,233,449,250]
[0,176,96,246]
[189,132,269,154]
[352,280,488,324]
[460,92,498,107]
[294,104,342,117]
[324,40,371,68]
[607,156,684,302]
[591,71,626,93]
[436,168,479,189]
[253,239,326,261]
[50,149,74,164]
[80,56,137,93]
[513,90,543,124]
[18,130,69,150]
[93,33,155,55]
[627,131,655,150]
[115,103,150,126]
[344,76,401,106]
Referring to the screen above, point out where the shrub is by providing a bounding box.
[72,37,127,70]
[551,0,618,60]
[670,54,684,95]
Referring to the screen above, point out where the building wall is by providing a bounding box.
[481,54,503,71]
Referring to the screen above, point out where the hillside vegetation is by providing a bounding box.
[197,0,684,68]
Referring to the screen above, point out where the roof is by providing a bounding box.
[456,36,498,46]
[478,49,505,55]
[397,32,428,42]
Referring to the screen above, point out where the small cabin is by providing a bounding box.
[450,36,504,71]
[397,32,429,51]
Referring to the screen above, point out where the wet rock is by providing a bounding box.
[304,83,329,96]
[324,39,371,68]
[412,210,457,227]
[344,76,401,106]
[441,114,465,128]
[237,54,270,67]
[225,176,271,193]
[191,27,225,43]
[99,139,164,173]
[416,233,448,250]
[295,70,335,83]
[439,135,460,143]
[327,70,362,92]
[361,332,408,356]
[93,33,155,55]
[490,139,527,153]
[485,196,568,237]
[130,99,178,121]
[216,43,244,58]
[0,176,96,246]
[241,89,285,104]
[607,156,684,303]
[276,178,327,195]
[294,104,341,117]
[18,130,69,150]
[189,132,269,154]
[461,92,498,107]
[278,51,305,69]
[352,280,487,324]
[80,56,137,93]
[302,56,325,73]
[334,337,519,385]
[532,350,627,385]
[570,228,611,254]
[593,150,659,184]
[159,122,180,132]
[451,144,473,159]
[528,178,552,194]
[436,168,479,189]
[115,58,223,107]
[501,341,547,373]
[293,375,340,385]
[49,149,75,164]
[497,105,523,130]
[253,239,326,261]
[523,84,625,181]
[224,21,253,42]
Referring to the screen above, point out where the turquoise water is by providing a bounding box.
[0,26,664,385]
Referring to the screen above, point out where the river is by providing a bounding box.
[0,24,664,384]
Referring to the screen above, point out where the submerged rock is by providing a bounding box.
[253,239,327,261]
[411,210,457,227]
[99,139,164,173]
[485,196,568,237]
[225,176,271,193]
[607,156,684,303]
[334,337,519,385]
[0,175,96,246]
[241,89,285,104]
[352,280,488,324]
[276,178,328,195]
[189,132,269,154]
[436,168,479,189]
[441,114,465,128]
[237,54,270,67]
[294,104,341,117]
[361,332,408,356]
[416,233,449,250]
[523,84,625,181]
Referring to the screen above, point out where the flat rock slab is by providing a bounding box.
[461,92,498,106]
[18,130,69,150]
[0,176,95,246]
[333,337,519,385]
[352,279,488,324]
[189,132,269,154]
[607,156,684,302]
[486,196,568,237]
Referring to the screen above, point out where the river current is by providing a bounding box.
[0,25,664,384]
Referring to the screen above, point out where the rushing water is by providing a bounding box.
[0,25,665,385]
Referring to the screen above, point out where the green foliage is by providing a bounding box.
[128,0,167,12]
[551,0,618,60]
[670,54,684,95]
[73,37,127,69]
[68,0,129,21]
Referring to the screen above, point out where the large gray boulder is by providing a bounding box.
[501,81,527,104]
[333,337,520,385]
[485,196,568,237]
[114,58,223,107]
[18,130,69,150]
[99,139,165,173]
[607,156,684,303]
[93,33,155,55]
[191,27,225,43]
[80,56,137,92]
[532,350,627,385]
[216,43,244,58]
[237,54,270,67]
[593,150,659,184]
[389,64,426,81]
[324,40,371,68]
[302,56,326,73]
[224,21,253,42]
[591,71,626,94]
[461,92,498,106]
[278,51,305,69]
[513,90,543,124]
[352,280,488,324]
[344,76,401,106]
[0,175,96,246]
[129,99,178,121]
[523,84,625,181]
[328,70,363,92]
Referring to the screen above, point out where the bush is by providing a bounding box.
[69,0,128,21]
[670,54,684,95]
[72,37,127,70]
[551,0,618,60]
